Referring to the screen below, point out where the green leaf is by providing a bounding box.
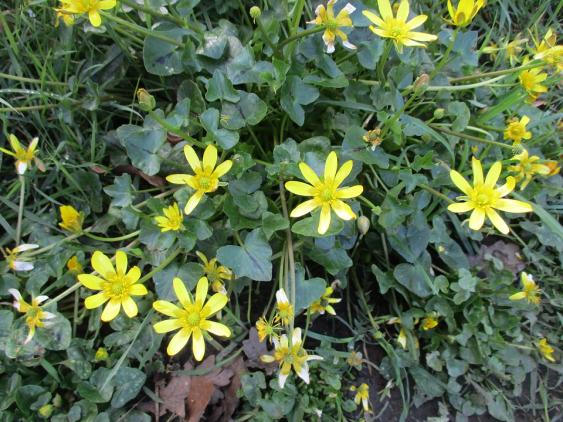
[153,262,202,300]
[200,108,239,149]
[206,69,240,102]
[217,229,272,281]
[143,24,189,76]
[280,76,319,126]
[261,212,289,239]
[104,174,135,208]
[393,263,434,297]
[447,101,470,132]
[291,265,326,312]
[111,367,146,408]
[221,91,268,129]
[291,214,344,238]
[36,313,71,351]
[308,246,352,276]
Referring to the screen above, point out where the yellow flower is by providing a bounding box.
[505,35,527,66]
[95,347,109,361]
[363,0,437,53]
[78,251,148,322]
[537,338,556,363]
[256,315,280,343]
[0,134,38,175]
[350,383,371,413]
[482,42,499,60]
[275,289,294,326]
[532,29,563,71]
[447,157,533,234]
[397,327,419,350]
[519,63,548,101]
[508,149,551,190]
[363,129,383,150]
[509,272,541,305]
[260,328,323,388]
[67,256,83,273]
[59,205,84,233]
[196,251,233,294]
[544,160,561,177]
[309,0,356,53]
[503,116,532,143]
[285,151,363,235]
[166,144,232,215]
[346,351,363,369]
[59,0,116,27]
[421,315,439,330]
[446,0,485,27]
[310,287,341,315]
[153,277,231,359]
[9,289,55,344]
[154,202,184,232]
[55,7,75,26]
[2,243,39,272]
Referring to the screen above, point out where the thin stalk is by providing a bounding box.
[279,181,296,335]
[16,175,25,245]
[377,41,392,83]
[430,27,459,78]
[147,110,205,148]
[121,0,190,29]
[424,74,508,91]
[101,12,184,47]
[0,104,59,113]
[431,124,514,150]
[449,61,544,83]
[84,230,140,242]
[359,195,380,215]
[290,0,307,35]
[255,16,277,55]
[276,25,325,50]
[0,72,68,87]
[420,183,454,204]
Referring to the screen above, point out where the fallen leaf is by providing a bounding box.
[208,356,246,422]
[158,363,192,417]
[242,328,277,374]
[114,164,165,186]
[469,240,525,274]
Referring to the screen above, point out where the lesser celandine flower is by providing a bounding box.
[310,287,341,315]
[309,0,356,54]
[509,272,541,305]
[54,1,75,26]
[167,144,233,215]
[153,277,231,359]
[503,116,532,143]
[285,151,363,235]
[196,251,233,294]
[537,338,556,362]
[421,315,439,330]
[9,289,55,343]
[260,328,323,388]
[532,29,563,71]
[0,134,38,175]
[363,0,437,53]
[58,0,116,27]
[350,383,371,413]
[256,315,280,343]
[2,244,39,272]
[505,35,527,66]
[508,149,551,190]
[67,256,83,273]
[78,251,148,322]
[59,205,84,233]
[154,203,184,232]
[519,62,548,101]
[447,0,485,27]
[275,289,294,325]
[447,157,533,234]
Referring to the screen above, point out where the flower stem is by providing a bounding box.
[138,247,182,284]
[290,0,307,35]
[279,181,296,336]
[255,16,278,56]
[120,0,192,30]
[16,175,25,245]
[276,25,325,50]
[377,41,392,83]
[0,72,68,87]
[84,230,140,242]
[448,60,544,83]
[430,124,514,150]
[425,74,508,91]
[359,195,381,215]
[430,27,459,79]
[147,110,205,148]
[419,184,454,204]
[101,12,184,47]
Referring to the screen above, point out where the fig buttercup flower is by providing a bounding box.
[519,63,548,101]
[154,202,184,232]
[362,0,437,53]
[153,277,231,359]
[421,315,439,330]
[275,289,294,326]
[67,256,83,273]
[256,315,281,343]
[532,29,563,71]
[503,116,532,143]
[309,0,356,54]
[508,149,550,190]
[3,244,39,272]
[260,328,323,388]
[509,272,541,305]
[447,0,485,27]
[78,251,148,322]
[310,287,341,315]
[59,205,84,233]
[58,0,116,27]
[167,144,232,215]
[350,383,371,413]
[285,151,363,235]
[9,289,55,343]
[0,134,38,175]
[196,251,233,294]
[537,338,556,362]
[447,157,533,234]
[505,35,527,66]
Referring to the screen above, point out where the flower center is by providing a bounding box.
[471,185,497,207]
[520,73,534,90]
[198,176,211,190]
[510,125,524,136]
[106,275,130,298]
[186,311,201,327]
[387,20,408,39]
[319,187,334,202]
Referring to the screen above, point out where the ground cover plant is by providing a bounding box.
[0,0,562,420]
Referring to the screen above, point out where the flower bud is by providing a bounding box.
[413,73,430,93]
[136,88,155,112]
[249,6,261,22]
[95,347,109,362]
[433,108,445,119]
[357,215,370,235]
[38,404,54,418]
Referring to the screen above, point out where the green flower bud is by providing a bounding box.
[95,347,109,362]
[413,73,429,94]
[421,132,432,142]
[433,108,445,119]
[136,88,156,112]
[357,216,370,235]
[38,404,54,418]
[249,6,261,22]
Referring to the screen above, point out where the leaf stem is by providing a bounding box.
[277,25,325,50]
[448,60,544,83]
[15,175,25,245]
[430,27,459,79]
[101,12,184,46]
[84,230,141,242]
[430,124,514,150]
[147,110,205,148]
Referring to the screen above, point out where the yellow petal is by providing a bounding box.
[202,144,218,171]
[122,296,138,318]
[334,160,353,187]
[497,176,516,197]
[290,199,319,217]
[362,10,385,27]
[195,277,209,306]
[448,202,474,213]
[486,208,509,234]
[509,291,527,301]
[78,274,104,290]
[285,181,316,196]
[406,14,427,29]
[99,0,116,9]
[335,185,363,199]
[406,31,437,42]
[129,284,148,296]
[192,327,206,361]
[167,327,191,356]
[318,204,332,234]
[450,170,472,195]
[184,190,205,215]
[166,174,192,185]
[521,115,530,126]
[472,157,483,185]
[299,162,322,187]
[494,199,532,213]
[201,292,228,317]
[183,145,201,171]
[201,320,231,337]
[115,250,128,275]
[377,0,393,19]
[101,299,121,321]
[173,277,192,307]
[154,318,183,333]
[331,200,356,220]
[212,160,232,179]
[396,0,409,22]
[324,152,338,181]
[91,251,115,279]
[89,10,101,27]
[485,162,502,187]
[153,300,182,317]
[126,266,141,284]
[84,292,109,309]
[468,208,485,230]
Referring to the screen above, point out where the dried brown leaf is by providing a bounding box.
[242,328,277,374]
